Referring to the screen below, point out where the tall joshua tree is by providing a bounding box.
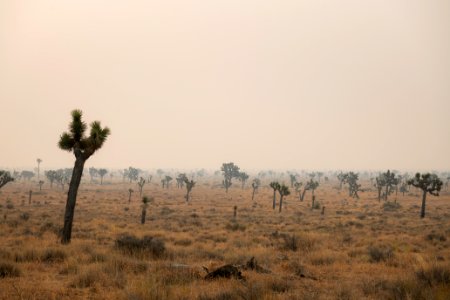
[408,173,443,218]
[289,174,297,188]
[278,184,290,212]
[269,182,280,210]
[184,178,196,202]
[0,170,14,189]
[382,170,399,201]
[36,158,42,181]
[58,109,110,244]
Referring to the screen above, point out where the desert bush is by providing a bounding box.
[368,245,394,262]
[14,249,39,262]
[174,239,193,246]
[0,261,21,277]
[383,201,401,211]
[20,212,30,221]
[425,232,447,242]
[416,262,450,286]
[282,234,298,251]
[225,222,246,232]
[41,248,67,263]
[115,234,166,258]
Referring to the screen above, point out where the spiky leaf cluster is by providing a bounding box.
[58,110,110,160]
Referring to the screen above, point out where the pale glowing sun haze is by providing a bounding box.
[1,0,449,171]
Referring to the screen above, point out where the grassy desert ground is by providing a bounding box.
[0,176,449,300]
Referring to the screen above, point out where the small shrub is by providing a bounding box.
[416,262,450,286]
[282,234,298,251]
[383,202,401,211]
[20,212,30,221]
[0,261,21,277]
[368,245,394,262]
[41,248,67,263]
[115,234,166,258]
[174,239,193,246]
[225,222,246,232]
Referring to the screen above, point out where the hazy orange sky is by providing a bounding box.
[1,0,449,171]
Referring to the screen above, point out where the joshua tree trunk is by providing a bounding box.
[420,190,427,219]
[311,195,315,210]
[300,189,307,201]
[385,185,389,201]
[279,195,284,212]
[61,156,85,244]
[29,190,32,205]
[272,190,276,209]
[252,188,256,201]
[100,176,103,185]
[233,205,237,219]
[377,187,382,202]
[185,191,190,202]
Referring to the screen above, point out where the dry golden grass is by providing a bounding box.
[0,178,449,299]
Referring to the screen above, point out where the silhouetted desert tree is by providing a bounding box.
[98,168,108,185]
[176,173,188,188]
[141,196,151,224]
[21,171,34,181]
[28,190,32,205]
[184,178,196,202]
[408,173,443,218]
[58,109,110,244]
[125,167,140,183]
[156,169,164,178]
[269,182,280,210]
[289,174,297,188]
[374,174,386,202]
[294,181,303,201]
[147,175,153,184]
[382,170,399,201]
[89,167,98,182]
[300,179,319,201]
[163,175,173,189]
[221,162,240,193]
[38,180,44,191]
[36,158,42,181]
[0,171,14,189]
[337,172,348,190]
[45,170,58,188]
[278,184,290,212]
[137,177,146,197]
[399,183,407,196]
[316,172,324,183]
[128,188,133,203]
[347,172,362,199]
[251,178,260,201]
[238,172,249,189]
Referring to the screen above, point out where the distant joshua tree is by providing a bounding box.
[251,178,260,201]
[58,109,110,244]
[21,170,35,181]
[300,179,319,201]
[278,184,290,213]
[176,173,188,188]
[408,173,443,218]
[98,168,108,185]
[184,178,196,202]
[238,172,249,189]
[163,175,173,189]
[45,170,58,188]
[137,177,146,197]
[382,170,399,201]
[89,167,98,182]
[0,170,14,189]
[289,174,297,188]
[347,172,362,199]
[337,172,348,190]
[294,181,303,201]
[141,196,151,224]
[125,167,140,183]
[221,162,240,193]
[38,180,44,191]
[36,158,42,181]
[269,182,280,210]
